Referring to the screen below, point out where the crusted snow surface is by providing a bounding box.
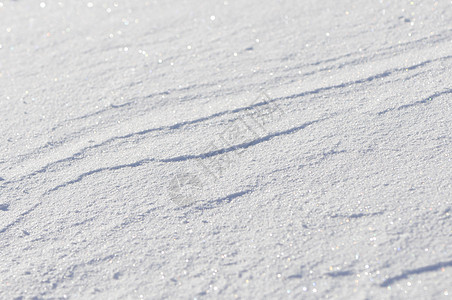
[0,0,451,299]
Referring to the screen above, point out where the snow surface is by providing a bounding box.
[1,0,451,299]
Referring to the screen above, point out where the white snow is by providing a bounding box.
[1,0,451,298]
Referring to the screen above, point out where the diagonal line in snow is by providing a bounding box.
[195,189,253,210]
[380,260,452,287]
[377,89,452,115]
[46,158,156,194]
[0,202,41,234]
[161,118,326,163]
[277,58,444,102]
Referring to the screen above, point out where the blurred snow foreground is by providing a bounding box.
[0,0,451,298]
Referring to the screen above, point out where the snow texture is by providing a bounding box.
[0,0,451,299]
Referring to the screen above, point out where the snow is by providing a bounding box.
[1,0,451,298]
